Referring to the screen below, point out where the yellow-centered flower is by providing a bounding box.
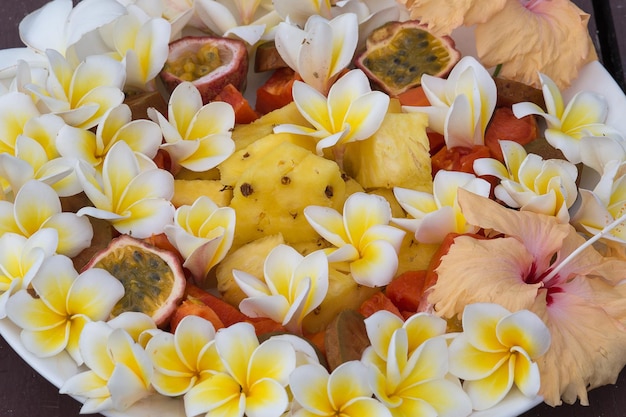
[448,303,550,410]
[59,319,154,414]
[392,170,491,244]
[75,140,175,238]
[289,361,392,417]
[274,13,359,94]
[275,69,390,156]
[234,244,328,334]
[0,179,93,257]
[146,315,225,397]
[148,81,235,173]
[184,322,296,417]
[513,73,621,164]
[304,192,405,287]
[5,254,124,365]
[164,196,236,282]
[473,140,578,222]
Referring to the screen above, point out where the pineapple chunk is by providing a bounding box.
[302,266,380,334]
[342,112,432,192]
[396,234,440,275]
[172,179,233,207]
[219,132,316,186]
[215,233,285,306]
[175,167,220,180]
[231,102,313,151]
[229,141,346,247]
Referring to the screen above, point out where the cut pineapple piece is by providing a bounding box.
[231,102,313,151]
[215,233,285,307]
[219,132,316,186]
[175,167,221,180]
[302,266,380,334]
[229,141,347,247]
[342,112,432,192]
[396,233,439,275]
[172,179,233,208]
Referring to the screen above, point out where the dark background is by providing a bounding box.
[1,0,626,416]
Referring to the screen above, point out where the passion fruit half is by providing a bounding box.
[355,21,461,96]
[84,234,186,327]
[160,36,249,103]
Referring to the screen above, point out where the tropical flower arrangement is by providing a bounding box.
[0,1,625,417]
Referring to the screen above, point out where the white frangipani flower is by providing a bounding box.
[18,0,126,57]
[473,140,579,223]
[273,0,332,26]
[405,55,497,149]
[289,361,392,417]
[361,310,449,368]
[59,320,153,414]
[76,141,175,238]
[392,170,491,244]
[367,328,472,417]
[0,179,93,257]
[448,303,550,410]
[0,92,41,156]
[274,69,390,156]
[164,196,236,281]
[100,4,171,91]
[304,192,405,287]
[572,159,626,244]
[56,103,162,174]
[26,49,126,129]
[274,13,359,94]
[184,322,297,417]
[233,244,329,334]
[146,315,224,397]
[5,254,125,365]
[0,229,58,319]
[513,72,622,164]
[148,81,235,173]
[194,0,280,45]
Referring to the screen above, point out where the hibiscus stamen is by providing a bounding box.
[543,211,626,282]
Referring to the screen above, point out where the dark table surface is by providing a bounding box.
[1,1,626,416]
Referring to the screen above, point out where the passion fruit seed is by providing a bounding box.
[356,21,461,96]
[86,235,186,327]
[164,43,222,81]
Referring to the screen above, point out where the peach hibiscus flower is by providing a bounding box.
[399,0,506,36]
[428,189,626,406]
[475,0,596,89]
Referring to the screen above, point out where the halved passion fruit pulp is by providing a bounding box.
[355,20,461,96]
[84,234,186,327]
[160,36,249,103]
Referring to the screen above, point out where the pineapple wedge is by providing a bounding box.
[229,140,347,247]
[172,179,233,207]
[302,266,380,334]
[219,132,316,186]
[342,112,432,192]
[231,102,313,151]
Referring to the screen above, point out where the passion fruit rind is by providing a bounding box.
[355,20,461,96]
[84,234,186,328]
[160,36,249,104]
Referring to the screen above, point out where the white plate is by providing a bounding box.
[1,25,624,417]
